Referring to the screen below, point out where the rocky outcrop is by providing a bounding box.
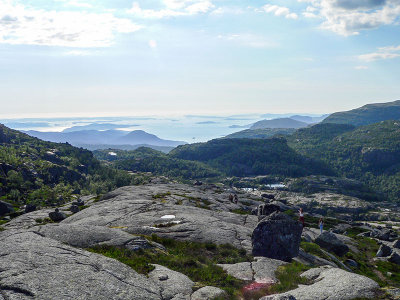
[295,249,337,268]
[148,264,194,300]
[315,231,349,256]
[260,266,379,300]
[61,184,259,252]
[218,257,286,283]
[252,212,302,261]
[0,200,14,216]
[253,203,280,220]
[0,230,162,300]
[191,286,226,300]
[28,224,165,251]
[359,227,398,241]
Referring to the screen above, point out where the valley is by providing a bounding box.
[1,99,400,299]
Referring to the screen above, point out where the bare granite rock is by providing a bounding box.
[218,257,286,283]
[190,286,227,300]
[27,224,165,251]
[148,264,194,300]
[260,266,379,300]
[61,184,259,252]
[0,230,162,300]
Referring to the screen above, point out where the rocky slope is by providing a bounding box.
[1,181,399,299]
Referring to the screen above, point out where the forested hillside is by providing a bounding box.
[169,138,333,177]
[0,124,142,207]
[322,100,400,126]
[94,147,222,180]
[288,121,400,201]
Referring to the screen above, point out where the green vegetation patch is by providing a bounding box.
[344,236,400,288]
[88,235,252,296]
[270,261,311,294]
[300,241,332,262]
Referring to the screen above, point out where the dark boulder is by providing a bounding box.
[70,205,80,214]
[261,194,275,200]
[376,244,392,257]
[256,203,280,220]
[388,250,400,265]
[370,228,396,241]
[0,200,14,216]
[393,240,400,249]
[315,232,349,256]
[49,208,67,222]
[25,204,37,213]
[72,199,85,206]
[252,212,302,262]
[345,259,358,268]
[332,224,351,234]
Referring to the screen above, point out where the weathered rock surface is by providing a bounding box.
[0,200,14,216]
[252,212,302,261]
[218,257,285,283]
[315,231,349,256]
[61,184,259,252]
[190,286,226,300]
[295,249,337,268]
[4,208,55,230]
[260,266,379,300]
[148,264,194,300]
[253,203,280,219]
[0,230,162,300]
[28,224,164,251]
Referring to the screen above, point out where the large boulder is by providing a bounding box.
[315,231,349,256]
[148,264,194,300]
[376,244,392,257]
[0,200,14,216]
[256,203,280,219]
[388,249,400,265]
[191,286,226,300]
[48,208,67,222]
[260,266,379,300]
[0,229,162,299]
[251,212,302,261]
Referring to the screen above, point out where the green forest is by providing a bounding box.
[0,124,148,207]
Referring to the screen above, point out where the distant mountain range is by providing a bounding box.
[24,129,186,149]
[250,118,308,129]
[223,128,296,139]
[322,100,400,126]
[62,123,138,132]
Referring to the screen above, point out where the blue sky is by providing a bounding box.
[1,0,399,118]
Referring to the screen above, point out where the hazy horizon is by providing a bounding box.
[1,0,399,117]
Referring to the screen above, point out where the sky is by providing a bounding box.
[0,0,400,118]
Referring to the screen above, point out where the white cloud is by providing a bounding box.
[0,1,142,48]
[263,4,298,19]
[128,0,214,18]
[148,39,157,48]
[64,50,93,56]
[217,33,278,48]
[358,45,400,61]
[211,7,245,15]
[64,1,93,8]
[300,0,400,36]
